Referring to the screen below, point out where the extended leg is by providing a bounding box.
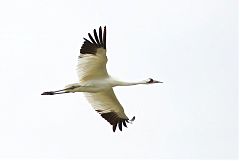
[41,86,77,95]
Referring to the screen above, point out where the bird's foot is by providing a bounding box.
[41,91,55,95]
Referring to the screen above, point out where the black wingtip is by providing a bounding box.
[113,124,117,132]
[80,26,107,54]
[118,121,123,131]
[131,116,136,121]
[103,26,106,49]
[126,116,135,123]
[123,121,127,128]
[98,110,135,132]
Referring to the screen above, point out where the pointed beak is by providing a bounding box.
[153,80,163,83]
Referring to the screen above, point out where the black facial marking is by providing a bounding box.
[148,78,154,83]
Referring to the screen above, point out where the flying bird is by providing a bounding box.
[42,26,162,132]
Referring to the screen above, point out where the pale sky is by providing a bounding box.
[0,0,238,159]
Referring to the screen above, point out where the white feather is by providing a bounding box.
[77,47,129,119]
[77,48,108,82]
[84,89,128,119]
[42,26,162,132]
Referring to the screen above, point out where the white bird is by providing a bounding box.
[42,26,162,132]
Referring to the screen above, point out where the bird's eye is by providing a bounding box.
[147,78,154,83]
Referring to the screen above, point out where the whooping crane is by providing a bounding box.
[41,26,163,132]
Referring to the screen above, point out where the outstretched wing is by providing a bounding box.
[77,26,108,82]
[78,26,135,132]
[84,88,135,132]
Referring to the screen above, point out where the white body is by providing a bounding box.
[42,26,161,132]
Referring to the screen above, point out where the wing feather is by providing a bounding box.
[80,26,106,55]
[78,26,108,82]
[99,27,103,46]
[84,89,134,132]
[94,29,100,47]
[103,26,106,49]
[88,33,97,46]
[78,26,134,132]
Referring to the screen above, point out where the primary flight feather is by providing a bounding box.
[42,26,162,132]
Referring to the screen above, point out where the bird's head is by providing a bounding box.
[146,78,163,84]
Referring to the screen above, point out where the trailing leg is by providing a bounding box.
[41,86,79,95]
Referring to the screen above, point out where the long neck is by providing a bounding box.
[113,80,146,86]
